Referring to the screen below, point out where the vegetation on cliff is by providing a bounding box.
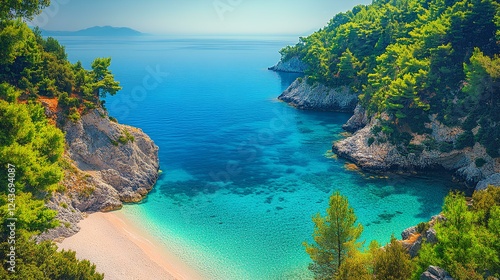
[306,187,500,279]
[280,0,499,157]
[0,1,121,278]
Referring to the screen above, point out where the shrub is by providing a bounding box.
[368,137,375,146]
[475,158,487,168]
[439,142,453,153]
[455,130,475,149]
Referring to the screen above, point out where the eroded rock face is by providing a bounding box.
[342,104,368,132]
[39,109,160,241]
[278,78,357,112]
[268,56,308,73]
[476,173,500,191]
[333,116,499,183]
[64,109,160,205]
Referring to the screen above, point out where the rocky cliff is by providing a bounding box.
[38,108,159,241]
[278,78,358,112]
[333,114,499,184]
[268,56,308,73]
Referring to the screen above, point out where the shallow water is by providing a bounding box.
[59,36,455,279]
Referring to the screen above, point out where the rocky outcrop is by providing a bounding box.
[268,56,308,73]
[38,108,159,241]
[333,114,499,183]
[278,78,357,112]
[401,215,442,258]
[420,266,454,280]
[64,108,159,204]
[476,173,500,190]
[342,104,368,132]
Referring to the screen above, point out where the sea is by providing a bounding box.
[57,35,456,279]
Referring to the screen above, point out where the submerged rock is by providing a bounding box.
[268,56,308,73]
[278,78,357,112]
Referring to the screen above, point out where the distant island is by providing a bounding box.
[40,25,144,36]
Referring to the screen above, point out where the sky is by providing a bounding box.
[30,0,372,35]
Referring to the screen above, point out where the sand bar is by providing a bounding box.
[58,211,205,280]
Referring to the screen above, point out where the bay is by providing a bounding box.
[58,36,454,279]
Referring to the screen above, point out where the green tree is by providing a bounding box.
[373,235,414,280]
[304,191,363,279]
[0,0,50,20]
[83,57,121,102]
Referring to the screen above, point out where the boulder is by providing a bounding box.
[420,266,454,280]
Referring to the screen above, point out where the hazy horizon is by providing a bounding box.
[29,0,372,35]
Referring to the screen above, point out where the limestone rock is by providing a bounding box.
[278,78,357,112]
[333,116,499,183]
[476,173,500,191]
[426,228,438,244]
[38,108,160,241]
[64,108,159,206]
[401,226,417,240]
[342,104,368,132]
[420,266,454,280]
[268,56,308,73]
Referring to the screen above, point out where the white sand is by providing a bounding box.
[58,211,204,280]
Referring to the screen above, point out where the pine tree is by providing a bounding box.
[304,191,363,279]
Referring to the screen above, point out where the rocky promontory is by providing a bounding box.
[38,108,159,241]
[64,108,159,205]
[268,56,308,73]
[333,114,499,184]
[278,78,358,112]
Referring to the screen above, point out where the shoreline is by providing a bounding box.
[58,211,205,280]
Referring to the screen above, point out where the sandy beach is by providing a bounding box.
[58,211,204,280]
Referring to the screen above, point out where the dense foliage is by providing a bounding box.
[280,0,500,156]
[306,188,500,279]
[417,187,500,279]
[0,1,116,278]
[304,191,364,279]
[0,19,121,122]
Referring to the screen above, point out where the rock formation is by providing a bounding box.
[38,108,159,241]
[268,56,308,73]
[278,78,357,112]
[420,266,454,280]
[333,114,499,184]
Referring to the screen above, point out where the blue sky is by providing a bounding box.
[31,0,372,35]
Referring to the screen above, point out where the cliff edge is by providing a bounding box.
[278,78,358,112]
[38,108,159,241]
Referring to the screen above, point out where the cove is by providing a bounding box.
[58,36,455,279]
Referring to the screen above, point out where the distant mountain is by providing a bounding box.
[40,26,144,36]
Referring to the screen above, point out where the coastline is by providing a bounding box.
[57,211,205,280]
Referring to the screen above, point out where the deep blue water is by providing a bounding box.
[58,36,455,279]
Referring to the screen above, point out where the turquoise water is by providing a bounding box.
[59,36,454,279]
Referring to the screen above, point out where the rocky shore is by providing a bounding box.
[278,78,357,112]
[38,108,159,241]
[268,56,308,73]
[270,55,499,187]
[332,112,499,186]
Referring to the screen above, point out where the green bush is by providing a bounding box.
[455,131,475,149]
[475,158,487,168]
[439,142,454,153]
[368,137,375,146]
